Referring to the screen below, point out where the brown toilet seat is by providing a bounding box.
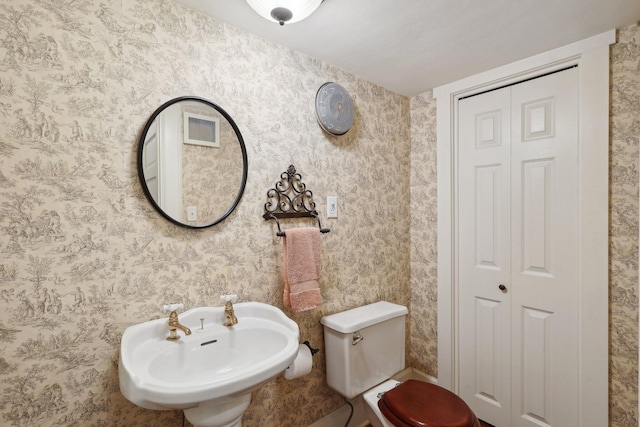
[378,380,481,427]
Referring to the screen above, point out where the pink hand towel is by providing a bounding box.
[283,227,322,312]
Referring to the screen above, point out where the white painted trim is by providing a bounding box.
[576,41,611,427]
[434,30,613,427]
[393,366,437,384]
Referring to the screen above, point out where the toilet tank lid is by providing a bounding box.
[320,301,408,333]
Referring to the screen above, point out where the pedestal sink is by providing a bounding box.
[119,302,300,427]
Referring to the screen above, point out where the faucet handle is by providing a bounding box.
[163,303,184,313]
[220,294,238,303]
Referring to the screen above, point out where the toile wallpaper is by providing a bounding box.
[0,0,637,426]
[0,1,411,426]
[607,24,640,426]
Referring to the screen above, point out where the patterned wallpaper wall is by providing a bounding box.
[608,24,639,426]
[0,1,411,426]
[409,25,640,426]
[409,90,438,378]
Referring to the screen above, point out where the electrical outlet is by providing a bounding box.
[187,206,198,221]
[327,196,338,218]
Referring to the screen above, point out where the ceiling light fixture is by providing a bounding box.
[245,0,323,26]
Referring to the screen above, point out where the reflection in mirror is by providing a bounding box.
[138,97,248,228]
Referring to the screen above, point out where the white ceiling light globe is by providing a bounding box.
[246,0,323,25]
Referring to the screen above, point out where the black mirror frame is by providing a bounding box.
[137,96,248,229]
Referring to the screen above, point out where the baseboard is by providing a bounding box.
[308,368,436,427]
[393,367,436,384]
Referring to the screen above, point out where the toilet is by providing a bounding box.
[321,301,480,427]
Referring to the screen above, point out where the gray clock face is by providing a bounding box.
[315,82,354,135]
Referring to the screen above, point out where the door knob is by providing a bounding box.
[499,284,507,291]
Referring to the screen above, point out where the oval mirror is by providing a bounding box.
[138,97,248,228]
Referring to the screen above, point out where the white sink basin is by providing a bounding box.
[119,302,299,426]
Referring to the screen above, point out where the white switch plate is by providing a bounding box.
[327,196,338,218]
[187,206,198,221]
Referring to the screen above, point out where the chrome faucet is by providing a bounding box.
[222,295,238,326]
[163,303,192,341]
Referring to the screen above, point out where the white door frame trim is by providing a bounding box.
[433,30,614,427]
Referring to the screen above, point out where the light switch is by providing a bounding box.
[327,196,338,218]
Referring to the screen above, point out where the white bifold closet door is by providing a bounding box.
[458,67,579,427]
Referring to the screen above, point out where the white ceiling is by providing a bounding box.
[175,0,640,97]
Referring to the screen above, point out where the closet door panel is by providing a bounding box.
[458,87,512,427]
[510,68,579,427]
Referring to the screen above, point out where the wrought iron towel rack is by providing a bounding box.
[263,165,330,237]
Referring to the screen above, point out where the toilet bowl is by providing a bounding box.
[321,302,480,427]
[366,379,481,427]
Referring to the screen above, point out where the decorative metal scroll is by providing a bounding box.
[263,165,330,237]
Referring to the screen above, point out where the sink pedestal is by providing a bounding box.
[184,394,251,427]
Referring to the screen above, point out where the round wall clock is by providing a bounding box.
[315,82,354,135]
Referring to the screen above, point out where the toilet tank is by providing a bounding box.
[320,301,408,400]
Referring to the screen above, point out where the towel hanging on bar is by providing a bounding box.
[283,227,322,312]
